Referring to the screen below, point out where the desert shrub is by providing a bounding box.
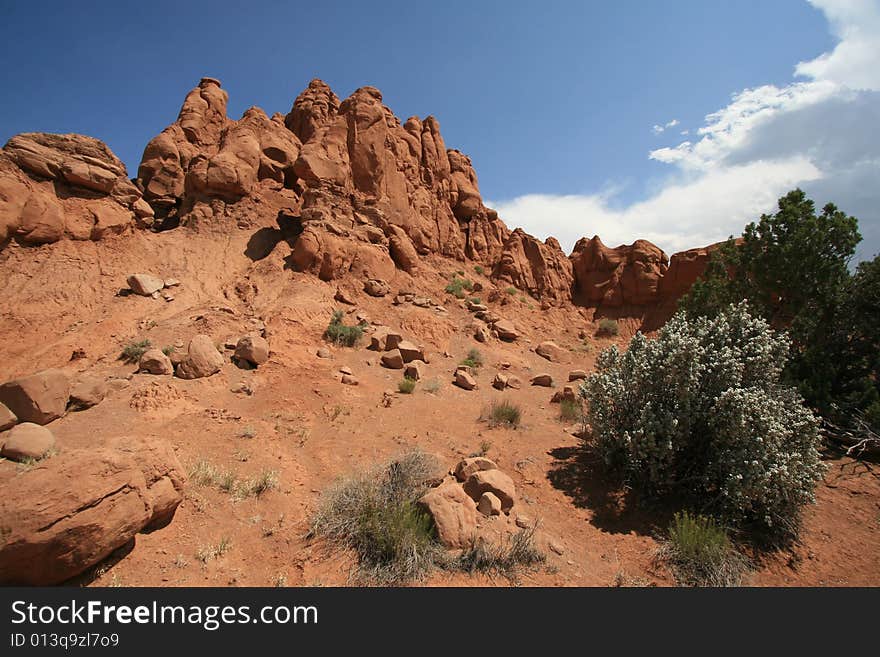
[453,524,545,578]
[398,377,417,394]
[485,399,521,428]
[460,348,483,370]
[445,276,474,298]
[422,379,441,394]
[580,302,824,538]
[596,318,619,337]
[310,450,443,583]
[121,339,151,363]
[660,511,747,586]
[505,286,517,295]
[468,297,482,305]
[324,310,363,347]
[161,345,175,356]
[559,399,582,423]
[474,265,485,276]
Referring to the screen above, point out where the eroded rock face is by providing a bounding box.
[492,229,573,301]
[571,236,669,308]
[0,133,142,247]
[0,435,185,585]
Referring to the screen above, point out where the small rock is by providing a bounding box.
[127,273,164,296]
[515,515,532,529]
[163,278,180,288]
[507,375,523,389]
[478,492,503,516]
[493,319,519,341]
[339,366,353,375]
[163,293,174,302]
[492,373,508,390]
[234,335,269,367]
[1,422,55,461]
[397,340,425,363]
[454,370,477,390]
[364,278,390,297]
[454,456,498,482]
[0,402,17,431]
[463,469,516,512]
[473,325,491,343]
[551,385,578,404]
[536,341,567,363]
[549,541,565,556]
[530,374,554,387]
[412,297,432,308]
[334,288,357,305]
[404,362,423,381]
[139,349,174,376]
[341,374,359,386]
[68,377,107,410]
[316,347,332,359]
[568,370,587,381]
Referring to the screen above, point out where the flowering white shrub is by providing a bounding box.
[580,302,824,535]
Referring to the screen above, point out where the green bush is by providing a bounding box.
[486,399,521,428]
[580,303,824,539]
[398,377,417,394]
[310,450,442,583]
[505,286,517,295]
[324,310,363,347]
[460,348,483,370]
[474,265,485,276]
[121,339,151,363]
[445,276,474,299]
[662,511,747,586]
[596,318,619,337]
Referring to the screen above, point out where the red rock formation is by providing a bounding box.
[571,236,669,307]
[492,229,573,301]
[0,133,145,246]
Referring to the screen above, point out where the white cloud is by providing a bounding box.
[490,0,880,259]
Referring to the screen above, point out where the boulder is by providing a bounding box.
[417,482,477,549]
[551,385,578,404]
[396,340,425,363]
[364,278,390,297]
[535,340,567,363]
[404,362,423,381]
[454,456,498,482]
[368,327,403,352]
[234,335,269,366]
[492,373,509,390]
[0,403,15,431]
[380,350,404,370]
[0,369,70,425]
[473,324,491,343]
[454,370,477,390]
[530,374,553,387]
[127,273,165,296]
[340,374,359,386]
[568,370,587,381]
[176,335,224,379]
[68,377,107,410]
[478,492,502,517]
[0,423,55,461]
[316,347,332,359]
[463,469,516,513]
[0,435,185,585]
[493,319,519,341]
[138,349,174,376]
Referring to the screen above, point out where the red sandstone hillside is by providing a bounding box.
[0,78,877,588]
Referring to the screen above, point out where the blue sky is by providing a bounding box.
[1,0,877,258]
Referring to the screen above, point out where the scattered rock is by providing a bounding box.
[380,350,404,369]
[341,374,359,386]
[126,273,165,296]
[507,375,523,389]
[454,456,498,482]
[0,369,70,425]
[0,422,55,461]
[568,370,587,381]
[234,335,269,367]
[404,362,423,381]
[334,287,356,305]
[478,492,503,516]
[163,278,180,288]
[417,482,477,549]
[549,541,565,556]
[68,377,107,410]
[316,347,332,359]
[396,340,425,363]
[0,403,16,431]
[339,366,353,375]
[536,340,567,363]
[454,370,477,390]
[492,373,508,390]
[530,374,553,387]
[138,349,174,376]
[369,327,403,352]
[176,335,224,379]
[551,385,578,404]
[412,297,432,308]
[364,278,390,297]
[493,319,519,341]
[463,469,516,512]
[473,325,491,343]
[515,515,532,529]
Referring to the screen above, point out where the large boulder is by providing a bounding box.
[0,435,185,585]
[127,273,165,296]
[68,377,107,411]
[139,349,174,376]
[0,369,70,425]
[175,335,225,379]
[454,370,477,391]
[396,340,425,364]
[380,350,404,370]
[0,423,55,461]
[535,340,567,363]
[463,469,516,513]
[493,319,519,342]
[417,481,477,549]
